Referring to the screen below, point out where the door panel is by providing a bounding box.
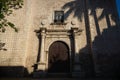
[48,41,70,73]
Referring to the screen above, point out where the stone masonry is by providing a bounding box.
[0,0,120,78]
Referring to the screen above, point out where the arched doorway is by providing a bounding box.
[48,41,70,73]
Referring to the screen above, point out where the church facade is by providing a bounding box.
[0,0,120,78]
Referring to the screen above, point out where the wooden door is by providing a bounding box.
[48,41,70,73]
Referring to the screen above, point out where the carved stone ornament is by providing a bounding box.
[41,19,47,25]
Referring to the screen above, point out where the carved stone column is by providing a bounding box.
[40,28,46,63]
[37,28,46,72]
[33,28,47,78]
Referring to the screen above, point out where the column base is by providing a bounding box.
[33,62,46,78]
[37,62,46,70]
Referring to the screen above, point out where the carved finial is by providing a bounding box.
[41,19,47,26]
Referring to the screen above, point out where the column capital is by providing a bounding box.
[40,27,46,36]
[40,28,46,33]
[71,27,83,36]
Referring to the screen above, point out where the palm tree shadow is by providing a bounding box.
[62,0,119,37]
[90,0,118,28]
[62,0,120,78]
[62,0,84,21]
[62,0,118,25]
[79,25,120,78]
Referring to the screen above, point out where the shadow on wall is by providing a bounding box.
[0,1,24,59]
[0,41,7,51]
[0,66,29,77]
[33,0,120,78]
[62,0,84,21]
[79,25,120,78]
[63,0,120,78]
[62,0,118,23]
[0,0,23,32]
[0,0,120,78]
[0,0,24,51]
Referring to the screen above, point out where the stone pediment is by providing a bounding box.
[39,27,83,37]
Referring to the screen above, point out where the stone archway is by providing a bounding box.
[48,41,70,73]
[34,27,82,77]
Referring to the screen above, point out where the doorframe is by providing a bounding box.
[46,40,72,74]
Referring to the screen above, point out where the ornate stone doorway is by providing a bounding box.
[48,41,70,73]
[34,27,83,77]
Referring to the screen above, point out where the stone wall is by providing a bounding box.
[0,0,34,76]
[0,0,120,77]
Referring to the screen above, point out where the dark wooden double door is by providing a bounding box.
[48,41,70,73]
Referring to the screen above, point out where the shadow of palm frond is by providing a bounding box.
[62,0,118,23]
[90,0,118,22]
[62,0,84,21]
